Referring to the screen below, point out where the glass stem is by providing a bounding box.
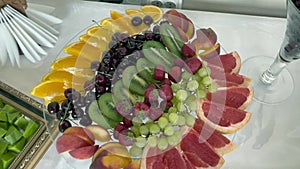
[260,54,288,85]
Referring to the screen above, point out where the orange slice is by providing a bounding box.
[125,9,149,35]
[30,81,73,98]
[42,70,90,85]
[51,55,90,70]
[86,26,112,42]
[79,34,109,51]
[45,94,66,105]
[110,10,125,20]
[141,5,163,23]
[64,41,103,62]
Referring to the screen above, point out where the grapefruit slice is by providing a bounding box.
[206,86,254,110]
[204,51,241,74]
[193,118,237,154]
[197,100,252,134]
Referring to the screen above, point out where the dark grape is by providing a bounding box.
[59,120,72,133]
[56,110,70,120]
[95,74,107,86]
[143,15,153,25]
[119,33,129,42]
[84,80,95,91]
[135,34,146,41]
[102,51,112,65]
[109,40,117,49]
[145,31,155,40]
[85,92,96,105]
[152,25,160,34]
[47,102,59,114]
[79,114,92,126]
[67,90,81,102]
[117,47,128,56]
[61,99,74,112]
[90,61,101,72]
[74,96,86,108]
[112,32,121,41]
[131,16,143,26]
[71,108,84,119]
[126,40,136,51]
[154,34,162,42]
[64,88,75,98]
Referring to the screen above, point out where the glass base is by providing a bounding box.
[241,56,294,105]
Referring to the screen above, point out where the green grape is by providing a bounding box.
[196,89,206,99]
[139,125,149,136]
[202,76,212,86]
[176,101,186,112]
[135,136,147,148]
[164,125,175,136]
[197,67,209,77]
[167,134,181,146]
[132,116,143,126]
[130,125,141,137]
[168,113,179,125]
[177,115,186,126]
[208,83,218,93]
[176,89,188,101]
[185,114,196,127]
[147,135,158,147]
[149,123,161,134]
[171,83,181,93]
[182,71,192,81]
[130,144,143,157]
[192,73,202,82]
[158,136,169,150]
[198,83,206,90]
[158,116,169,129]
[168,107,177,114]
[174,130,183,141]
[185,95,198,111]
[187,80,199,91]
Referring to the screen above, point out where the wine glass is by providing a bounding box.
[241,0,300,104]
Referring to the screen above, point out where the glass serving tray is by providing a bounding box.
[0,81,59,169]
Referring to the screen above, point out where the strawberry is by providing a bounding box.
[154,65,165,81]
[134,102,150,116]
[115,99,134,117]
[174,58,186,68]
[162,78,172,85]
[118,129,134,146]
[159,84,173,101]
[168,66,182,83]
[148,107,163,120]
[113,123,127,139]
[181,43,196,58]
[144,83,157,105]
[185,57,202,74]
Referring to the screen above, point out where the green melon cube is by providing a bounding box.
[1,152,16,169]
[0,98,4,108]
[14,116,28,131]
[4,126,22,145]
[0,159,3,169]
[0,139,9,155]
[0,111,7,122]
[23,120,40,140]
[0,128,7,138]
[0,122,8,130]
[1,105,16,114]
[8,137,26,153]
[7,111,21,124]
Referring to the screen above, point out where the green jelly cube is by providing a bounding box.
[0,159,3,169]
[1,105,17,114]
[0,122,8,130]
[1,152,16,169]
[0,98,4,108]
[0,111,7,122]
[4,126,22,145]
[14,116,28,131]
[0,128,7,138]
[23,120,40,140]
[8,137,26,153]
[7,111,21,124]
[0,139,9,155]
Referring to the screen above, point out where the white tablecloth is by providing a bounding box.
[1,0,299,168]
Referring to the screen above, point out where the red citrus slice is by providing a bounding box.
[204,51,241,74]
[210,67,252,87]
[206,86,254,110]
[197,100,252,134]
[193,118,237,154]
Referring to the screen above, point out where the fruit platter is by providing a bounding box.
[31,5,254,169]
[0,81,58,169]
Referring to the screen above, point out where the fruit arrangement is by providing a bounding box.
[0,98,40,169]
[31,5,253,169]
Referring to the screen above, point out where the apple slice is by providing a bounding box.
[86,125,111,142]
[56,134,91,154]
[199,43,221,59]
[63,126,95,145]
[69,145,99,160]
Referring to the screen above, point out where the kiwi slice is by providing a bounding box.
[88,100,119,129]
[142,40,166,50]
[136,58,156,83]
[122,66,148,96]
[160,22,184,58]
[97,93,123,122]
[112,80,143,104]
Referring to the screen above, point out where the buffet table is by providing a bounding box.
[1,0,300,168]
